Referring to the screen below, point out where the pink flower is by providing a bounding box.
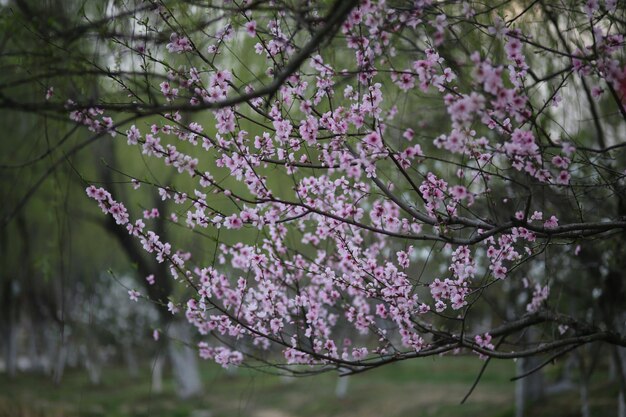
[430,278,446,299]
[396,248,411,268]
[244,21,257,37]
[583,0,599,18]
[488,17,508,38]
[189,122,203,133]
[591,86,604,100]
[491,262,507,279]
[526,284,549,313]
[544,215,559,229]
[393,72,415,91]
[551,155,570,169]
[128,289,140,302]
[474,333,493,349]
[143,208,160,219]
[167,301,179,314]
[364,131,382,148]
[403,128,414,141]
[555,170,570,185]
[109,202,129,225]
[605,0,617,12]
[160,81,178,101]
[166,33,193,53]
[224,214,243,229]
[352,347,368,361]
[474,333,494,359]
[561,142,576,156]
[450,185,468,201]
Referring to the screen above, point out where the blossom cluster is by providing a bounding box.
[78,0,626,370]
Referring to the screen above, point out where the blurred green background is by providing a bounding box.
[0,356,619,417]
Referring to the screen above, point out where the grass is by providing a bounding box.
[0,355,619,417]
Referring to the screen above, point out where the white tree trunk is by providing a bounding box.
[167,321,203,398]
[515,359,525,417]
[515,356,545,417]
[579,376,590,417]
[124,341,139,378]
[613,345,626,417]
[53,342,67,385]
[576,348,594,417]
[3,324,17,377]
[335,376,349,399]
[82,345,105,386]
[85,355,102,385]
[151,353,165,394]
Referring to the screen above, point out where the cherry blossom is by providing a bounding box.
[74,0,626,375]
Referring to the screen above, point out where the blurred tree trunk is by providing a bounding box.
[151,353,165,393]
[515,356,545,417]
[123,341,139,378]
[613,343,626,417]
[1,220,19,377]
[1,320,17,377]
[52,336,67,385]
[576,344,602,417]
[335,375,349,399]
[512,305,544,417]
[82,343,103,385]
[167,321,203,398]
[578,356,590,417]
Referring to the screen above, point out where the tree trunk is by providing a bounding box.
[124,341,139,378]
[613,345,626,417]
[167,321,203,399]
[515,354,545,417]
[579,375,590,417]
[82,344,104,385]
[52,341,67,385]
[85,352,102,385]
[576,346,600,417]
[3,323,17,377]
[513,313,544,417]
[151,353,165,394]
[335,375,349,399]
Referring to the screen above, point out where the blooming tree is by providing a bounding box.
[6,0,626,386]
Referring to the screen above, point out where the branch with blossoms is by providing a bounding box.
[6,0,626,381]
